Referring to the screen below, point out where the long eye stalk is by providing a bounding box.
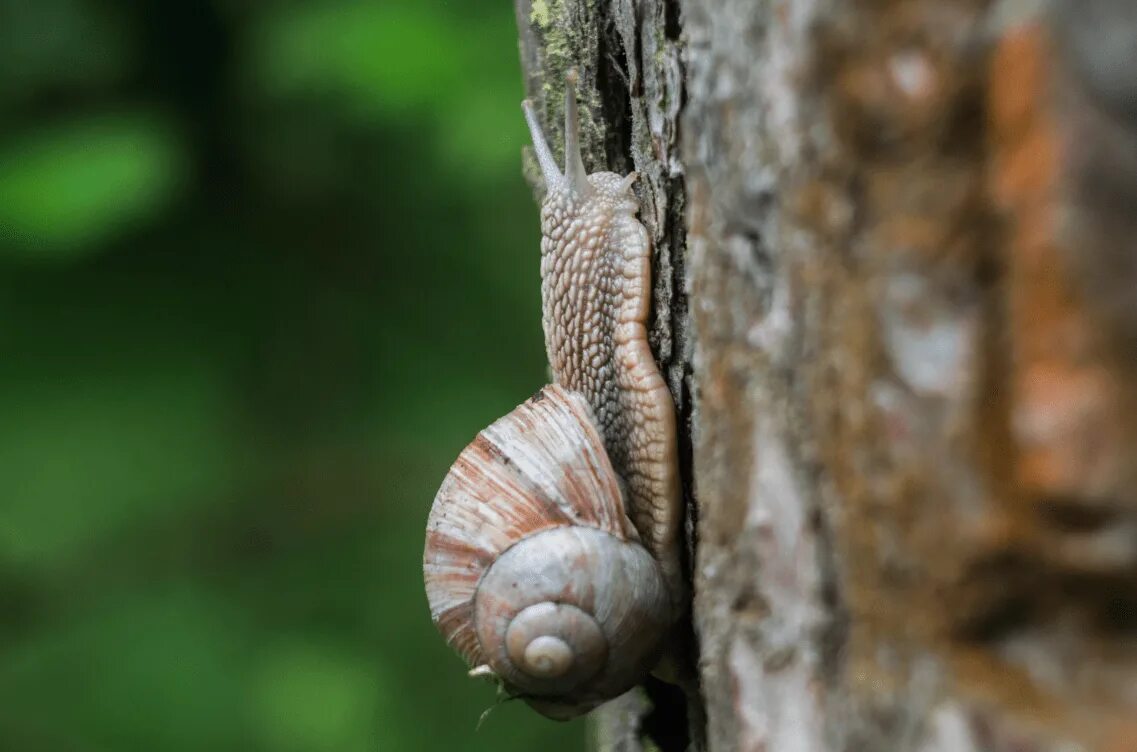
[562,70,591,196]
[522,98,560,189]
[521,69,593,197]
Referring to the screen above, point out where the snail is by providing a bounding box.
[423,71,683,720]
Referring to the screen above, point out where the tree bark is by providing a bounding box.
[516,1,1137,750]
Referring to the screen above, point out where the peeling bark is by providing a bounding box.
[515,1,1137,750]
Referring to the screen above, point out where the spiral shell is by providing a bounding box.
[423,384,671,719]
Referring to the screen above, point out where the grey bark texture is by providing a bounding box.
[515,1,1137,751]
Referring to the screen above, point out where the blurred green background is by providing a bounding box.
[0,0,583,749]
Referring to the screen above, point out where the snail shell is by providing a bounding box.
[423,384,671,719]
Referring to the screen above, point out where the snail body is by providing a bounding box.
[423,72,682,720]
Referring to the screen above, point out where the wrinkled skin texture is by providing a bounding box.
[537,173,684,601]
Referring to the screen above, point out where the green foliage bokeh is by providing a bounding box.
[0,0,581,749]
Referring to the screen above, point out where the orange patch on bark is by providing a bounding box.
[989,24,1121,501]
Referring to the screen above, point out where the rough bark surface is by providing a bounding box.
[684,0,1137,750]
[517,0,1137,750]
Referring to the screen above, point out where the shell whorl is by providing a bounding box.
[423,385,670,718]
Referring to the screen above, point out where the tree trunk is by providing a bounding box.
[515,1,1137,750]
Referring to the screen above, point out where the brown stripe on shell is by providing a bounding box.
[467,435,577,532]
[425,529,495,572]
[486,386,627,535]
[423,384,630,669]
[434,602,479,663]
